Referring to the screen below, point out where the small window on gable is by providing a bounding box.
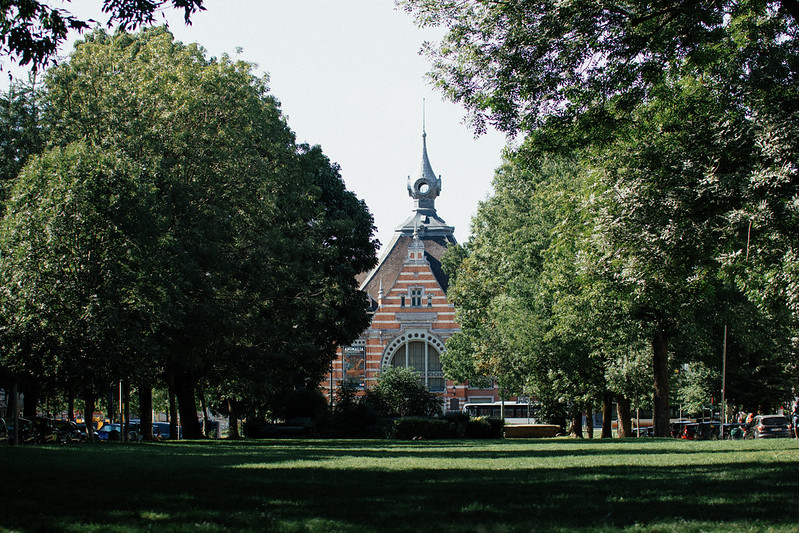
[400,295,406,307]
[427,294,433,307]
[410,287,423,307]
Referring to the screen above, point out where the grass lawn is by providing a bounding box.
[2,437,799,532]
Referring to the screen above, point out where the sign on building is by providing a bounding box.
[342,346,366,388]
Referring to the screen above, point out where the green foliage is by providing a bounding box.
[0,142,159,395]
[401,0,798,136]
[0,78,44,200]
[465,416,504,439]
[363,366,442,417]
[0,0,205,68]
[0,27,378,430]
[404,0,799,433]
[393,416,454,439]
[278,388,329,422]
[675,362,719,416]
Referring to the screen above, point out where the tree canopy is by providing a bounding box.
[405,0,799,434]
[0,26,377,436]
[401,0,799,135]
[0,0,205,69]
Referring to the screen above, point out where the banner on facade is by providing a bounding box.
[342,346,366,388]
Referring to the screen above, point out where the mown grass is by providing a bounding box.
[2,437,799,532]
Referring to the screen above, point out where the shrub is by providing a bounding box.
[465,417,504,439]
[443,411,470,438]
[278,387,328,421]
[363,367,442,417]
[394,417,454,440]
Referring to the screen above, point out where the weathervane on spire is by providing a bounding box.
[423,97,426,137]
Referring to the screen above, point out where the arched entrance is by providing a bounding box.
[381,331,446,391]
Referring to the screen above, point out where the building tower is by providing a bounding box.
[326,127,502,410]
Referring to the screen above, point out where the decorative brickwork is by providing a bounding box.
[322,130,503,410]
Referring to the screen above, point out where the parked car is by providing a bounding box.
[670,420,694,438]
[723,422,747,440]
[4,417,37,444]
[152,422,182,440]
[96,423,121,441]
[54,420,84,443]
[746,414,791,439]
[32,417,59,443]
[75,423,97,442]
[683,421,721,440]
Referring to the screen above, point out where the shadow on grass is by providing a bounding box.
[2,439,799,532]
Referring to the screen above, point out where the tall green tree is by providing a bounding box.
[0,77,44,202]
[442,151,611,423]
[403,0,799,436]
[1,27,377,437]
[401,0,798,135]
[0,143,159,414]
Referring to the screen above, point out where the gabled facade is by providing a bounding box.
[323,130,503,410]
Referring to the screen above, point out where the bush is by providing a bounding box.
[443,411,470,438]
[394,417,454,440]
[465,417,504,439]
[278,387,328,421]
[364,367,442,417]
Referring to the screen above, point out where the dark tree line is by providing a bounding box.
[0,27,377,438]
[405,0,799,435]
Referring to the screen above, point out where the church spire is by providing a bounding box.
[396,114,455,241]
[407,127,442,208]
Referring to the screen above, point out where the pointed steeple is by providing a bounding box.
[396,121,455,241]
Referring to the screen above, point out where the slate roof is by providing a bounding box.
[358,232,456,307]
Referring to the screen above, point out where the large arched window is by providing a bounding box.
[384,333,445,392]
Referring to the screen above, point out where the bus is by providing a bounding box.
[463,401,539,425]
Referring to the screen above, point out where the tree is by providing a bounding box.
[400,0,798,135]
[0,76,44,197]
[2,27,378,437]
[0,0,205,69]
[363,366,442,417]
[402,0,799,436]
[0,143,160,416]
[442,150,611,425]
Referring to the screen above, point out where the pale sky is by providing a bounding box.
[3,0,510,250]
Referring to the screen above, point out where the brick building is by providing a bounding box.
[323,130,503,410]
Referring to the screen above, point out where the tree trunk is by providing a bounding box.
[586,403,594,439]
[570,406,583,438]
[139,385,154,441]
[602,393,613,438]
[122,379,131,442]
[652,331,671,437]
[198,386,208,437]
[84,395,96,441]
[22,387,38,418]
[168,383,178,440]
[67,394,75,422]
[173,371,203,439]
[6,381,18,420]
[9,382,19,445]
[107,387,115,423]
[227,399,240,439]
[616,395,633,438]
